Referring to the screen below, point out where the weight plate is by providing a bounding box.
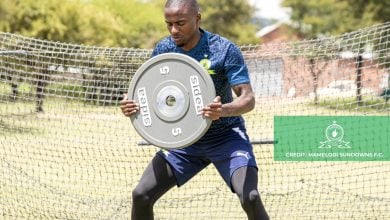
[127,53,216,149]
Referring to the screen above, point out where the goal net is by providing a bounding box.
[1,22,389,219]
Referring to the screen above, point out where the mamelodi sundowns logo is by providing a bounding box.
[274,116,389,161]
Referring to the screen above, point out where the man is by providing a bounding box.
[120,0,269,219]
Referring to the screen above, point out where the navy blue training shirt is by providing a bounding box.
[151,29,251,140]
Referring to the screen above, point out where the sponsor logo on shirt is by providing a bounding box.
[199,55,215,75]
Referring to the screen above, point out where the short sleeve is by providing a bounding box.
[225,44,250,86]
[151,49,157,57]
[150,37,174,58]
[151,46,161,58]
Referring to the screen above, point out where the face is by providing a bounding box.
[164,5,201,50]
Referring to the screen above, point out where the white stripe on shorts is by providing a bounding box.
[232,127,248,141]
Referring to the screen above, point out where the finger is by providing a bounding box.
[126,102,139,108]
[207,109,222,116]
[124,109,137,117]
[207,102,222,108]
[120,97,130,105]
[123,93,128,100]
[213,96,221,103]
[120,99,137,106]
[202,107,221,117]
[120,101,131,109]
[120,102,139,111]
[203,112,220,120]
[203,104,222,112]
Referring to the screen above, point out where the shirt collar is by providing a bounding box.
[176,28,208,54]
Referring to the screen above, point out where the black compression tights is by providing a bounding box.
[231,165,269,220]
[131,155,269,220]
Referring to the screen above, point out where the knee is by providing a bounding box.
[132,187,152,207]
[237,190,260,208]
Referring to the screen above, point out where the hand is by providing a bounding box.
[202,96,222,121]
[120,94,139,117]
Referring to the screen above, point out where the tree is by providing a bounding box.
[0,0,120,46]
[0,0,261,47]
[90,0,166,48]
[198,0,258,45]
[283,0,389,104]
[0,0,165,48]
[282,0,389,38]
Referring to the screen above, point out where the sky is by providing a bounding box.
[249,0,290,21]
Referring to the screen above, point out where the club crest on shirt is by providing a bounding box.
[199,55,215,75]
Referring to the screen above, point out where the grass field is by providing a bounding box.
[1,82,390,219]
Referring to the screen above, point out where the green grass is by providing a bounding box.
[1,88,390,219]
[314,96,390,112]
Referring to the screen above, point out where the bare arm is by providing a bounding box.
[221,83,255,117]
[202,83,255,120]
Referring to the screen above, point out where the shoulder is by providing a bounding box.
[205,30,242,57]
[151,36,176,57]
[206,31,235,48]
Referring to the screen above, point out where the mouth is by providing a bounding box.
[171,35,185,47]
[172,35,182,42]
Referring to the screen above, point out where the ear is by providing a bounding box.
[196,13,201,26]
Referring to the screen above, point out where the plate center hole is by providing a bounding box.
[166,95,176,107]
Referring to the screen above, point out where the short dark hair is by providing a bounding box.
[165,0,200,14]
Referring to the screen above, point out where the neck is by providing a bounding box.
[181,29,201,51]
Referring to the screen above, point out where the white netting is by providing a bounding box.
[1,22,389,219]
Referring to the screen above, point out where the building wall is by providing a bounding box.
[246,56,388,99]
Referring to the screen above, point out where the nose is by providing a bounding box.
[171,24,180,35]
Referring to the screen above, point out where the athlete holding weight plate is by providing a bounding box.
[120,0,269,219]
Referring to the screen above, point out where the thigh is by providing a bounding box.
[157,149,210,187]
[135,154,177,198]
[209,128,258,191]
[214,155,258,193]
[231,166,259,194]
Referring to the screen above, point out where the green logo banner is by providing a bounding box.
[274,116,390,161]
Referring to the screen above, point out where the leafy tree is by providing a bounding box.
[90,0,166,48]
[198,0,258,45]
[282,0,390,103]
[0,0,260,47]
[0,0,120,46]
[0,0,165,48]
[282,0,389,38]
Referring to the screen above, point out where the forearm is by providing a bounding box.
[221,94,255,117]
